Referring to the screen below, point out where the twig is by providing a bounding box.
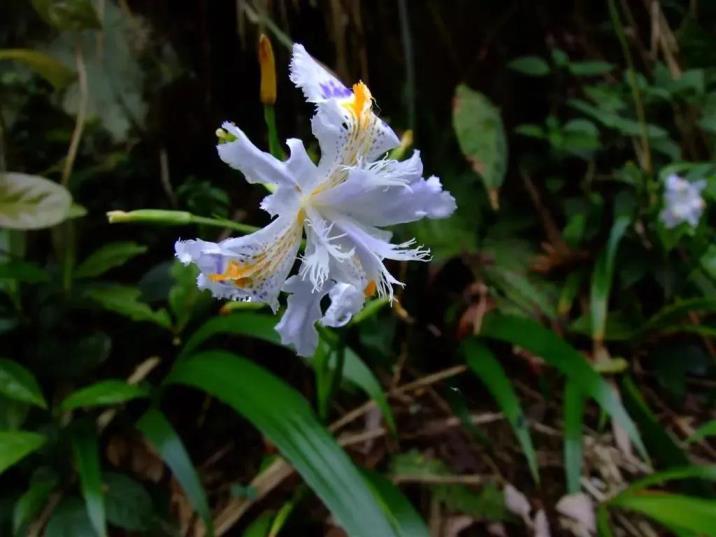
[97,356,161,431]
[329,364,468,432]
[392,474,486,486]
[159,147,177,207]
[27,492,63,537]
[62,40,89,187]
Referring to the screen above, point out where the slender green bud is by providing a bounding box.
[107,209,192,225]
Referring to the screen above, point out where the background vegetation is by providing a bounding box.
[1,0,716,535]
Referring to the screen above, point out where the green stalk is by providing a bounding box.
[107,209,258,235]
[263,105,285,160]
[607,0,653,178]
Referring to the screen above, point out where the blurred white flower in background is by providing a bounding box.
[659,174,706,229]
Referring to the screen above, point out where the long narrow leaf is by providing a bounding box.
[166,351,409,537]
[564,380,585,494]
[590,216,629,343]
[621,376,688,468]
[70,425,106,537]
[479,313,646,458]
[362,470,430,537]
[179,312,279,358]
[617,465,716,496]
[180,313,395,433]
[461,339,539,483]
[611,493,716,536]
[136,409,214,536]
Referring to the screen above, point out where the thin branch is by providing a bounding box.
[62,40,89,187]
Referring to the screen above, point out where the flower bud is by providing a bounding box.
[258,34,277,105]
[107,209,192,225]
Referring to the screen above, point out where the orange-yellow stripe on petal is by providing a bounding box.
[364,279,377,297]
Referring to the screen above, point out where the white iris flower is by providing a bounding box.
[175,44,456,356]
[659,174,706,229]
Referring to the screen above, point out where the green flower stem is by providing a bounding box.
[607,0,652,179]
[107,209,258,235]
[263,105,285,160]
[315,326,347,422]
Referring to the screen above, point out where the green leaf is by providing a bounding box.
[13,471,58,536]
[341,347,396,435]
[31,0,101,31]
[0,358,47,408]
[687,421,716,444]
[0,49,74,89]
[179,312,280,359]
[590,216,630,343]
[75,242,147,279]
[0,173,72,230]
[515,124,545,139]
[84,284,171,329]
[70,426,106,537]
[167,351,406,537]
[104,472,153,531]
[0,260,50,283]
[181,313,396,433]
[621,376,688,469]
[568,60,614,76]
[241,511,274,537]
[45,497,96,537]
[508,56,550,76]
[596,504,615,537]
[640,298,716,335]
[453,85,507,207]
[169,261,208,334]
[479,313,646,458]
[564,380,585,494]
[136,409,213,536]
[619,465,716,496]
[362,470,430,537]
[610,494,716,536]
[0,431,45,474]
[60,380,148,412]
[461,340,539,483]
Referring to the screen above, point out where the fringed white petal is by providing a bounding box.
[321,282,364,327]
[275,276,328,357]
[289,44,352,103]
[314,151,457,226]
[175,214,301,311]
[217,123,316,191]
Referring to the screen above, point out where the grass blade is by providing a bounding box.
[621,375,688,468]
[461,339,539,483]
[362,470,430,537]
[167,350,412,537]
[610,493,716,536]
[590,216,629,344]
[137,408,214,536]
[479,313,646,458]
[564,380,585,494]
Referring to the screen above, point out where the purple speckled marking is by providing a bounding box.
[320,80,352,99]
